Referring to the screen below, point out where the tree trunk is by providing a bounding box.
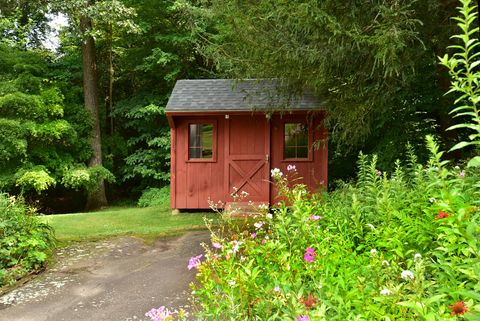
[80,13,108,211]
[107,22,114,135]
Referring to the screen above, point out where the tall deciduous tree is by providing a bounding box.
[52,0,138,210]
[79,5,107,210]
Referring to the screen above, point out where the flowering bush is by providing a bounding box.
[186,136,479,320]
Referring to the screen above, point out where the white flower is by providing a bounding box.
[429,197,436,203]
[366,223,376,230]
[380,288,392,296]
[258,203,269,211]
[230,240,243,253]
[401,270,414,280]
[382,260,390,267]
[266,213,273,219]
[370,249,377,256]
[270,168,283,178]
[414,253,422,261]
[254,221,264,229]
[228,280,236,286]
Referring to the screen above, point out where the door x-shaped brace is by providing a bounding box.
[229,159,266,195]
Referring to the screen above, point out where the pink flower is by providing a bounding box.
[261,239,266,245]
[304,247,316,262]
[310,215,321,221]
[459,170,465,178]
[187,254,203,270]
[212,242,223,249]
[297,316,309,321]
[273,286,280,293]
[145,306,175,321]
[251,232,257,239]
[287,164,296,171]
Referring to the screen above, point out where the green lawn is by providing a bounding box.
[41,206,216,242]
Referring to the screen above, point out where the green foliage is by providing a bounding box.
[15,166,56,194]
[0,193,55,287]
[189,0,453,151]
[0,43,95,196]
[137,187,170,207]
[62,165,115,192]
[115,99,171,187]
[440,0,480,168]
[191,139,480,320]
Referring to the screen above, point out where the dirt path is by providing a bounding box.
[0,231,209,321]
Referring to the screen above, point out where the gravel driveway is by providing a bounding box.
[0,231,210,321]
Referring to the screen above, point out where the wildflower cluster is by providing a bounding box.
[189,139,479,320]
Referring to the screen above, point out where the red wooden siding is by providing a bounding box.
[171,116,225,209]
[169,112,327,209]
[269,113,327,202]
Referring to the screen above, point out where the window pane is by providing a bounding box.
[284,123,309,159]
[189,124,213,159]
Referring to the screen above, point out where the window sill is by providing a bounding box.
[186,159,217,163]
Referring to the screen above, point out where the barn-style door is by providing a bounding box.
[225,115,270,203]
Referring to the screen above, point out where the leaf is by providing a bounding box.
[449,141,475,151]
[467,156,480,167]
[447,123,479,131]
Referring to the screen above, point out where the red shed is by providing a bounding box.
[166,79,327,210]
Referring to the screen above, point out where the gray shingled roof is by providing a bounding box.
[166,79,323,112]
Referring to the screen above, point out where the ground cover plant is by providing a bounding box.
[0,194,54,287]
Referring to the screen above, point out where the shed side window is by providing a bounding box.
[189,124,213,159]
[284,123,309,159]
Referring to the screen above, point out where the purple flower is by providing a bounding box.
[297,316,309,321]
[310,215,322,221]
[377,170,382,176]
[304,247,316,262]
[287,164,296,171]
[212,242,223,249]
[187,254,203,270]
[459,170,465,178]
[251,232,257,239]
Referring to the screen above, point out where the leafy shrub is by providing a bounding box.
[188,138,479,320]
[137,186,170,208]
[0,193,55,287]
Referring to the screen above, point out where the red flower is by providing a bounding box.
[448,301,468,316]
[435,211,450,219]
[300,294,318,309]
